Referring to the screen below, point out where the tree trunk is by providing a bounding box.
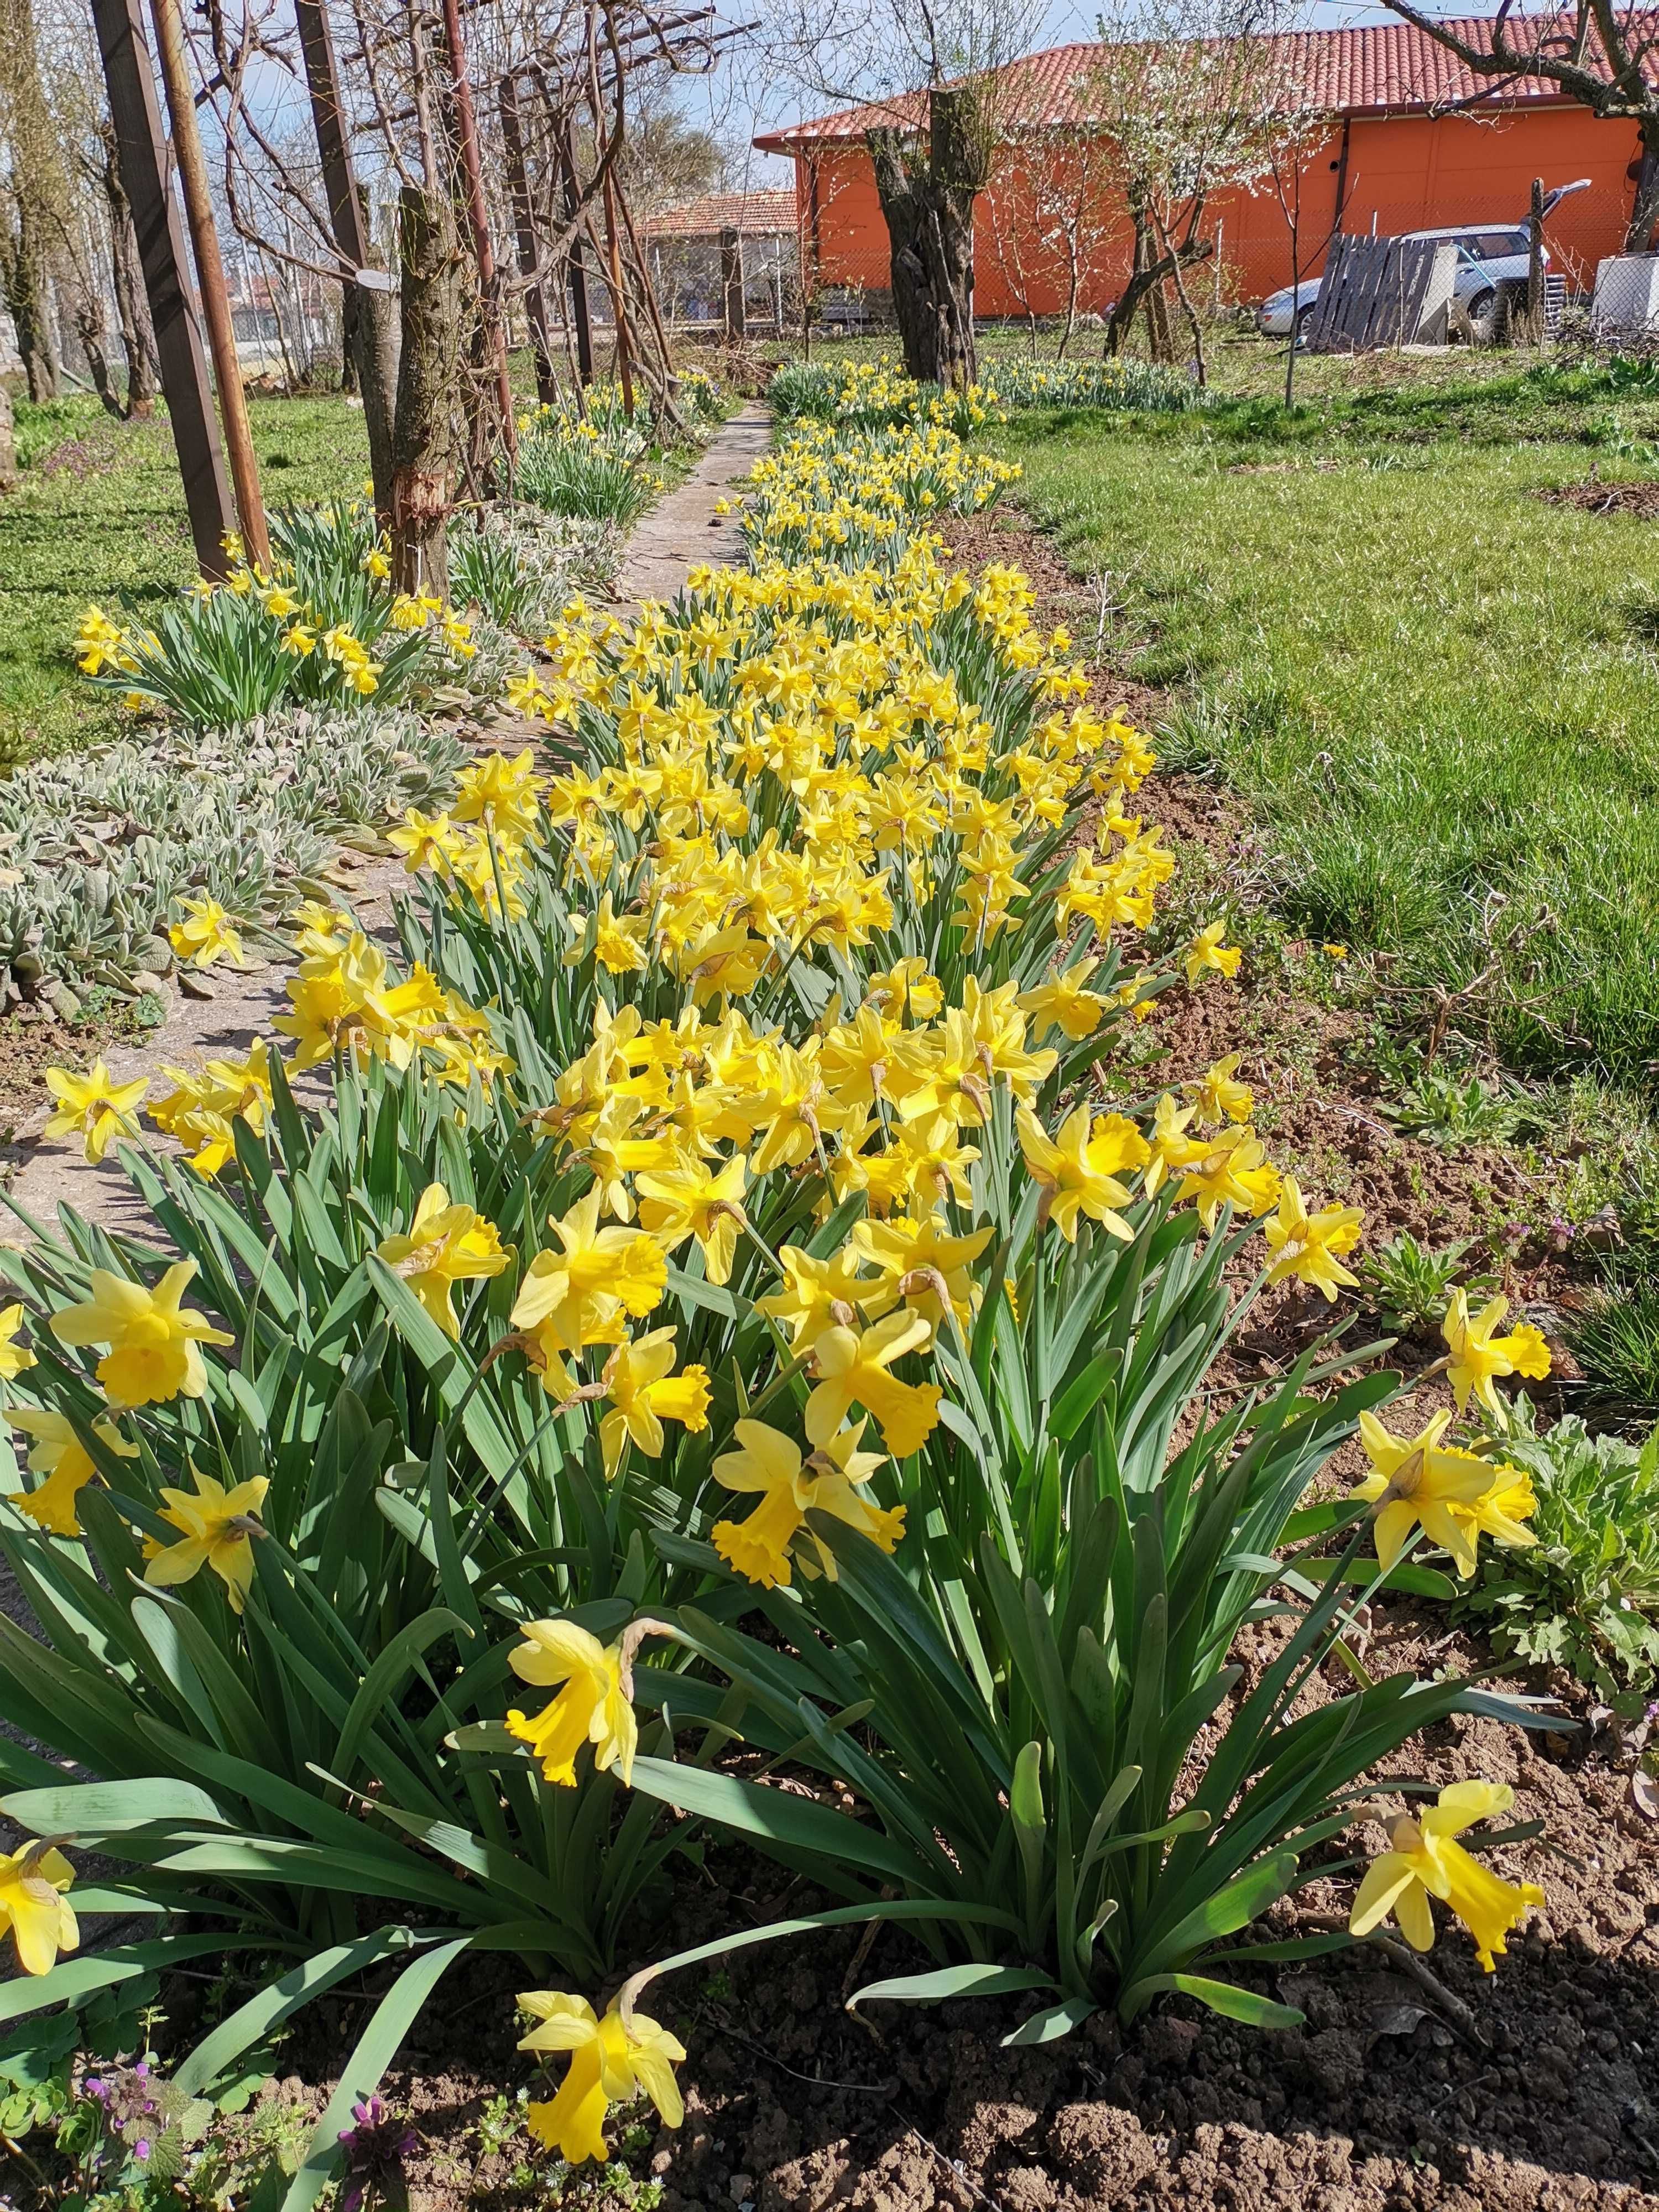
[3,204,59,401]
[1626,115,1659,254]
[867,82,987,389]
[103,142,156,416]
[0,378,16,488]
[340,280,358,392]
[390,181,462,599]
[72,284,123,416]
[348,278,399,525]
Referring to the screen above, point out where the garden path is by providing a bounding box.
[1,402,771,1245]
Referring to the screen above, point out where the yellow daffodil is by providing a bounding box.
[1173,1126,1281,1231]
[376,1183,509,1338]
[1185,922,1242,987]
[505,1619,641,1785]
[755,1244,894,1347]
[1349,1408,1533,1578]
[7,1407,135,1537]
[50,1260,233,1407]
[518,1991,685,2164]
[712,1417,901,1587]
[1350,1782,1543,1971]
[594,1329,711,1478]
[43,1061,148,1164]
[0,1303,34,1381]
[1442,1290,1551,1416]
[511,1189,667,1362]
[1188,1053,1253,1127]
[1016,959,1108,1043]
[635,1154,748,1287]
[806,1309,941,1458]
[1019,1103,1145,1243]
[142,1469,270,1613]
[1262,1179,1363,1300]
[0,1838,78,1975]
[847,1213,993,1335]
[169,895,251,970]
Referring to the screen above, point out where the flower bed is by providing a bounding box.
[0,409,1561,2201]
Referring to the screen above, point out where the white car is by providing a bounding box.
[1255,182,1589,341]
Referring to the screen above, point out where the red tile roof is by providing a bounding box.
[641,188,799,237]
[752,15,1595,149]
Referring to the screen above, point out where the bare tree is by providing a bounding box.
[0,0,67,400]
[1380,3,1659,254]
[1086,0,1294,374]
[987,123,1123,356]
[758,0,1045,385]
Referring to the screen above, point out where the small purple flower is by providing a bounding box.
[85,2078,108,2102]
[134,2061,150,2079]
[134,2140,151,2162]
[337,2091,415,2212]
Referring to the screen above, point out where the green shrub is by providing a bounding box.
[1459,1395,1659,1705]
[1358,1232,1496,1339]
[0,704,463,1001]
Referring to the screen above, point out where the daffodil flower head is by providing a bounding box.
[8,1407,136,1537]
[1262,1178,1363,1301]
[43,1060,148,1165]
[1350,1781,1543,1970]
[518,1990,685,2164]
[1350,1408,1534,1579]
[50,1260,234,1408]
[1185,920,1242,987]
[0,1837,78,1976]
[1442,1290,1551,1416]
[505,1618,645,1786]
[711,1417,901,1588]
[0,1302,35,1382]
[375,1183,509,1339]
[142,1467,270,1613]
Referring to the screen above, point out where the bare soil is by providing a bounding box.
[1533,478,1659,520]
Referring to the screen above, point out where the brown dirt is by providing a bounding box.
[163,1656,1659,2212]
[0,993,155,1146]
[1533,478,1659,519]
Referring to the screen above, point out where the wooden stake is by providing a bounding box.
[89,0,232,575]
[148,0,269,568]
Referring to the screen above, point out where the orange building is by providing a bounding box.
[754,18,1644,315]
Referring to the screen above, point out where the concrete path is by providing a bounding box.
[609,403,768,606]
[2,404,771,1244]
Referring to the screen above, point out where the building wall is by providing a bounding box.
[795,103,1640,316]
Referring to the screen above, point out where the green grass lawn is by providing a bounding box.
[1,392,368,764]
[989,342,1659,1082]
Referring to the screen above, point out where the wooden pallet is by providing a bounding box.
[1304,234,1459,352]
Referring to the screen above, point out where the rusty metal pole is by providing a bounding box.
[499,75,557,406]
[90,0,232,575]
[439,0,517,462]
[147,0,270,568]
